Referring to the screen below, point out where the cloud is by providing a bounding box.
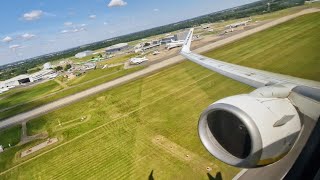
[61,27,86,34]
[89,15,96,19]
[80,24,87,27]
[9,44,21,49]
[103,22,109,25]
[72,28,86,33]
[153,9,159,12]
[64,22,73,26]
[21,33,36,40]
[61,30,69,34]
[108,0,128,7]
[22,10,43,21]
[2,36,13,43]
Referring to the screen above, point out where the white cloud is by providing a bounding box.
[89,15,96,19]
[9,44,21,49]
[2,36,13,43]
[21,33,36,40]
[153,9,159,12]
[79,27,86,31]
[103,22,109,25]
[61,30,69,34]
[61,27,86,34]
[108,0,128,7]
[80,24,87,27]
[22,10,43,21]
[64,22,73,26]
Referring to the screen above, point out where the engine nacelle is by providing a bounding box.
[198,94,301,168]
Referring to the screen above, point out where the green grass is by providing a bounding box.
[69,54,101,63]
[0,125,21,148]
[204,12,320,82]
[98,53,137,65]
[0,80,63,111]
[0,12,319,179]
[66,66,123,86]
[0,66,144,120]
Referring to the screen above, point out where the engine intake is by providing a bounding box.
[199,94,301,168]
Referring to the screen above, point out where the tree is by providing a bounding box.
[55,66,63,71]
[64,64,72,71]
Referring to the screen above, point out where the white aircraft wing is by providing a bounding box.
[180,28,320,89]
[180,28,320,121]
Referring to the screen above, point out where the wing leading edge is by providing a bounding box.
[180,28,320,89]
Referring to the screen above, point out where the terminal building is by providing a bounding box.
[105,43,129,54]
[160,36,176,45]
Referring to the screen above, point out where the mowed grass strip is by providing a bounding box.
[0,80,62,111]
[0,66,143,120]
[0,12,319,179]
[1,62,243,179]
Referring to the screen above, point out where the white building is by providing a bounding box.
[43,62,52,70]
[75,50,93,59]
[0,145,3,153]
[1,74,34,89]
[31,69,57,81]
[83,62,96,70]
[0,69,58,93]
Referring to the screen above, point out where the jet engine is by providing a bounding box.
[198,94,301,168]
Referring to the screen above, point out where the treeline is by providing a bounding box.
[0,0,304,81]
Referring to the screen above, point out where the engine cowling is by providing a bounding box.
[198,94,301,168]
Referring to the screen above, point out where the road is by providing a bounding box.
[0,8,318,130]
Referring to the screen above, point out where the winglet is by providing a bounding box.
[181,28,194,53]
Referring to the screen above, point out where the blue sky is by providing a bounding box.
[0,0,257,65]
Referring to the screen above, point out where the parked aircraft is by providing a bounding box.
[180,28,320,169]
[166,40,185,50]
[129,57,149,65]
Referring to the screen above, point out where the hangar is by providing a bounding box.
[105,43,129,54]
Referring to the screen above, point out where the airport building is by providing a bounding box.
[75,50,93,59]
[0,69,57,92]
[1,74,34,88]
[105,43,129,54]
[43,62,52,70]
[31,69,57,81]
[160,36,176,45]
[142,41,161,51]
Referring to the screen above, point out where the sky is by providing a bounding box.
[0,0,257,65]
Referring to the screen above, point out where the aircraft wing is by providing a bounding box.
[180,28,320,89]
[180,28,320,121]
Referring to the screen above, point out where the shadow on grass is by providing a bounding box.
[207,172,222,180]
[148,170,154,180]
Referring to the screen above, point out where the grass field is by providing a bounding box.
[98,53,137,65]
[0,81,63,110]
[0,66,144,120]
[0,11,319,180]
[204,12,320,82]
